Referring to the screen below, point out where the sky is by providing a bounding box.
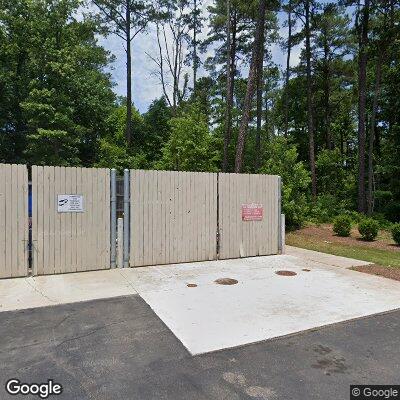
[96,2,302,113]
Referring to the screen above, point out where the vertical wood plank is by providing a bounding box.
[31,166,37,275]
[94,168,100,269]
[160,171,166,264]
[9,165,17,276]
[166,170,172,265]
[71,167,78,272]
[0,166,5,277]
[138,170,146,266]
[188,172,194,261]
[74,167,81,271]
[38,166,45,275]
[16,166,24,276]
[130,170,137,266]
[138,170,145,266]
[105,169,110,268]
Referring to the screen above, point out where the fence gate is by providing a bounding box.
[130,170,218,267]
[218,173,281,259]
[0,164,28,278]
[32,166,110,275]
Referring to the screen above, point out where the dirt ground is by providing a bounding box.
[296,224,399,253]
[351,264,400,281]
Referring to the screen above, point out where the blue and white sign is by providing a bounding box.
[57,194,84,213]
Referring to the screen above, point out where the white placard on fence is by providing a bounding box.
[57,194,84,213]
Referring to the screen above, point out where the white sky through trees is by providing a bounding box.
[96,1,303,113]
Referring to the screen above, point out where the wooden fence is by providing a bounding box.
[130,170,218,267]
[218,173,281,259]
[0,164,281,278]
[32,166,110,275]
[0,164,28,278]
[129,170,281,267]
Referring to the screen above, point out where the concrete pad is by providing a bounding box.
[125,254,400,355]
[31,269,137,304]
[0,269,137,312]
[286,245,372,268]
[0,277,54,311]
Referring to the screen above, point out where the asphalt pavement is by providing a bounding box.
[1,295,399,400]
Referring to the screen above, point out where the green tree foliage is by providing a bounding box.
[0,0,115,165]
[95,102,147,170]
[26,129,80,166]
[142,97,173,165]
[260,138,310,228]
[1,0,400,227]
[157,104,220,171]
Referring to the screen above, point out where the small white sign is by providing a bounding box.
[57,194,84,213]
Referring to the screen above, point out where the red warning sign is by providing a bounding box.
[241,203,263,221]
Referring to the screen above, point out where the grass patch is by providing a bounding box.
[287,232,400,268]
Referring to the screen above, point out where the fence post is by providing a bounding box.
[110,169,117,268]
[123,169,130,268]
[117,217,124,268]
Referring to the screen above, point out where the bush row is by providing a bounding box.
[332,215,394,242]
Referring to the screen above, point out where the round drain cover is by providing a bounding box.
[275,270,297,276]
[215,278,238,285]
[187,283,198,288]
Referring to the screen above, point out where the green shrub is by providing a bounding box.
[358,218,379,241]
[392,223,400,245]
[333,215,352,237]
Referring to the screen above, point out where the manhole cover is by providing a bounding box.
[187,283,197,288]
[275,270,297,276]
[302,269,311,272]
[215,278,238,285]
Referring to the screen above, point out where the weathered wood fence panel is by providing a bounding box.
[218,173,280,259]
[130,170,218,267]
[0,164,28,278]
[32,166,110,275]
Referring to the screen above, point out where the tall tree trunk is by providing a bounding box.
[305,0,317,198]
[223,3,237,172]
[357,0,370,213]
[367,58,382,215]
[323,44,332,149]
[193,0,198,94]
[255,51,264,171]
[223,0,232,172]
[234,0,267,173]
[284,1,292,137]
[265,82,270,140]
[125,2,132,144]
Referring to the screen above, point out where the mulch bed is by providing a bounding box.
[296,224,400,252]
[351,264,400,281]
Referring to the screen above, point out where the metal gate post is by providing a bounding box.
[123,169,130,268]
[110,169,117,268]
[117,217,124,268]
